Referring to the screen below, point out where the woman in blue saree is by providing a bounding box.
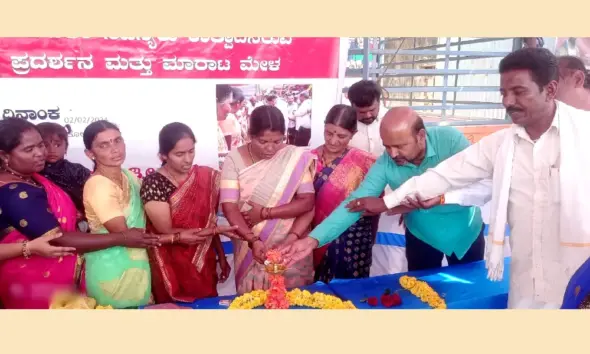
[562,257,590,309]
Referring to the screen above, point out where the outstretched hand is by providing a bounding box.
[346,197,388,216]
[400,195,443,210]
[277,237,319,268]
[30,231,76,258]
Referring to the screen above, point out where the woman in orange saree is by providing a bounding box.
[141,122,237,303]
[311,105,377,283]
[221,106,317,294]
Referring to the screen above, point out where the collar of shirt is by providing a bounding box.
[513,102,561,141]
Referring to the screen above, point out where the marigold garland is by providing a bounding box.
[229,289,356,309]
[399,275,446,309]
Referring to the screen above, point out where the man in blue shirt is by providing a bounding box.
[281,107,486,271]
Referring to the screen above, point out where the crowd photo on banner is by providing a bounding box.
[2,36,590,310]
[216,83,313,169]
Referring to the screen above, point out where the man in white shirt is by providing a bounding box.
[265,94,290,137]
[294,92,312,146]
[347,80,386,157]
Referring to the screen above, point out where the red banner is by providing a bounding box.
[0,37,340,79]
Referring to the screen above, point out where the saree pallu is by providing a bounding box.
[311,147,377,282]
[148,166,219,303]
[84,169,151,309]
[0,174,82,309]
[562,257,590,309]
[224,146,316,294]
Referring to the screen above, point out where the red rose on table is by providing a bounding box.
[367,297,378,307]
[381,293,402,308]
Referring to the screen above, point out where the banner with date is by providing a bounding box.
[0,37,340,79]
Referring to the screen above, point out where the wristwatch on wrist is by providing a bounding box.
[247,236,261,248]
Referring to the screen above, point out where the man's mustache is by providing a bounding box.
[506,106,523,113]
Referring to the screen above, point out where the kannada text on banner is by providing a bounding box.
[0,37,340,79]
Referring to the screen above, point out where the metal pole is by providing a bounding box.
[409,37,416,107]
[362,37,370,80]
[441,37,452,119]
[451,37,462,117]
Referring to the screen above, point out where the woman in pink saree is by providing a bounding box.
[220,106,317,294]
[0,118,160,309]
[311,105,377,283]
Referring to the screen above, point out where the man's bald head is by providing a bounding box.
[379,107,427,166]
[380,107,425,136]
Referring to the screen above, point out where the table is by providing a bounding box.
[140,258,510,310]
[329,258,510,309]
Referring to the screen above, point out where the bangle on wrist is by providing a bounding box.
[288,231,301,239]
[22,240,31,259]
[172,232,180,244]
[247,236,261,249]
[261,207,273,220]
[440,195,445,205]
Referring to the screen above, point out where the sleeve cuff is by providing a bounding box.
[309,233,326,248]
[383,192,400,209]
[442,191,462,205]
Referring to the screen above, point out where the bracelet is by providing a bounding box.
[22,241,31,259]
[288,231,301,239]
[261,207,272,220]
[247,236,261,249]
[440,195,445,205]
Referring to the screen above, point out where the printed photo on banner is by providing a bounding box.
[216,83,313,169]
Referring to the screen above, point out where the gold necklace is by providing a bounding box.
[247,144,258,164]
[163,166,183,186]
[0,166,41,187]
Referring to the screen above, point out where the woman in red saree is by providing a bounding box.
[311,105,378,283]
[0,118,160,309]
[141,122,238,304]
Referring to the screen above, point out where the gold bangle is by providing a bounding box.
[22,241,31,259]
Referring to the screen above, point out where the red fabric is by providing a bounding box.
[148,166,220,304]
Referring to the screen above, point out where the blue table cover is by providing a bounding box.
[139,258,510,310]
[329,258,510,309]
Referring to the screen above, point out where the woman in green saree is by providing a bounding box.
[82,121,206,308]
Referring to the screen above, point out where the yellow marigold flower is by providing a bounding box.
[399,276,446,310]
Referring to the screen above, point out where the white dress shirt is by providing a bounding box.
[296,99,312,129]
[348,105,387,157]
